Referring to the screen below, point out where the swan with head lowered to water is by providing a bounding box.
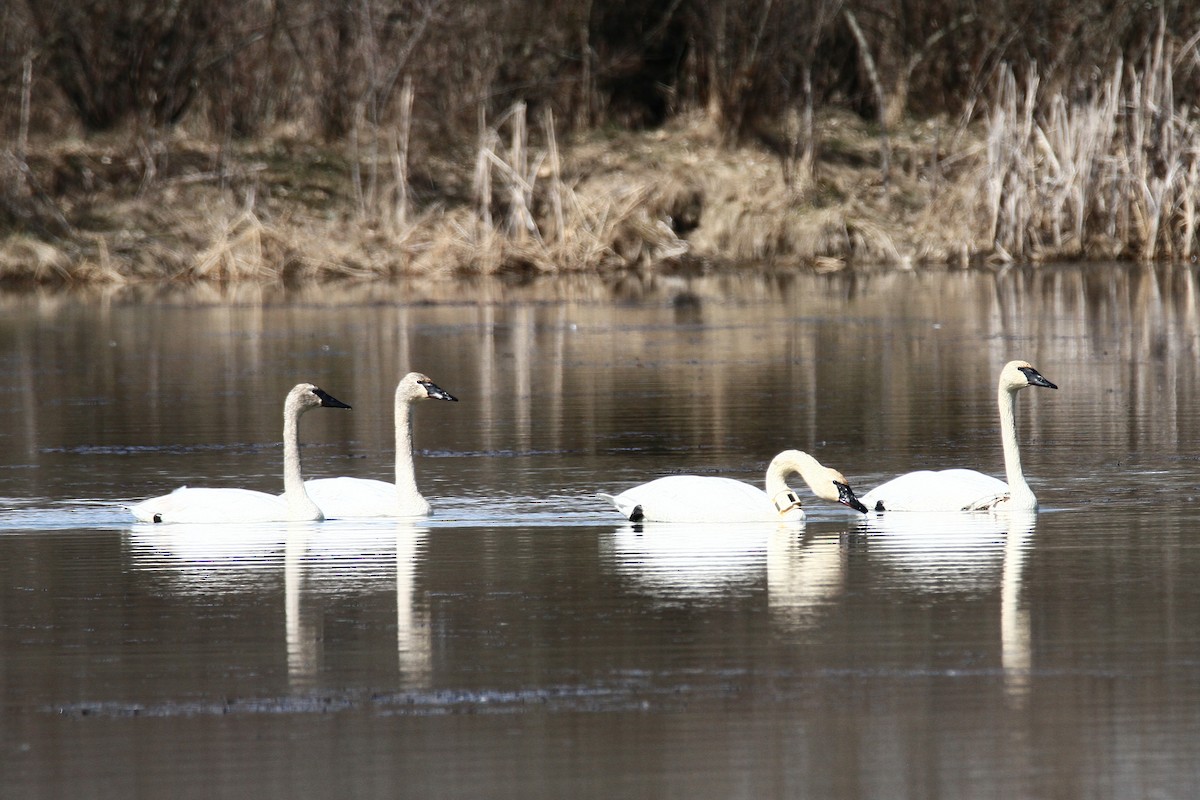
[860,360,1057,512]
[129,383,351,524]
[301,372,458,518]
[600,449,869,523]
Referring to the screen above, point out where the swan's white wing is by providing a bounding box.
[602,475,784,523]
[860,469,1009,512]
[130,487,294,524]
[303,477,424,519]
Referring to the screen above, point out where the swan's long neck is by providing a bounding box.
[765,453,817,517]
[998,383,1034,506]
[394,391,426,510]
[283,402,322,520]
[764,458,794,499]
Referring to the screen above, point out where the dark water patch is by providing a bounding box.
[41,443,257,456]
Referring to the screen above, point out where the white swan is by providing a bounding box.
[600,449,869,523]
[302,372,458,518]
[129,383,352,524]
[860,360,1057,512]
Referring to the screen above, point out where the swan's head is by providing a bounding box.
[1000,360,1058,393]
[288,383,352,413]
[771,450,870,514]
[829,474,869,513]
[399,372,459,403]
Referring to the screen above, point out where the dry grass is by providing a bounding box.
[3,91,980,285]
[3,57,1198,287]
[978,19,1200,263]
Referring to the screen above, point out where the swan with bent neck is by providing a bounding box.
[302,372,458,518]
[600,449,869,523]
[861,360,1057,512]
[129,383,352,524]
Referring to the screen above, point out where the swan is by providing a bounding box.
[860,360,1057,512]
[129,383,351,524]
[302,372,458,518]
[599,449,869,523]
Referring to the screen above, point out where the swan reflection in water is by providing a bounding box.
[604,520,866,620]
[607,511,1038,703]
[855,510,1039,702]
[603,522,776,600]
[126,519,432,690]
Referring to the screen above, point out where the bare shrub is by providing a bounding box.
[23,0,217,131]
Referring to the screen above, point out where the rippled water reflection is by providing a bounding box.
[4,265,1200,798]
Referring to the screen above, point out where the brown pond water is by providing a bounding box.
[3,265,1200,798]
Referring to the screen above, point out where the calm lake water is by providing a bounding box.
[3,265,1200,798]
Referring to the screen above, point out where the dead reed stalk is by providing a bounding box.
[191,208,269,281]
[390,76,415,231]
[464,102,688,274]
[981,14,1200,263]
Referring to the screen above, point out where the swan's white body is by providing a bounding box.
[129,383,351,524]
[600,449,868,523]
[861,360,1057,512]
[303,372,457,518]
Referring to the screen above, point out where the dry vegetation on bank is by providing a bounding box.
[0,107,978,283]
[2,1,1199,284]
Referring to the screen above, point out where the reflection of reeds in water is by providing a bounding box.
[5,266,1200,509]
[992,264,1200,454]
[983,19,1200,263]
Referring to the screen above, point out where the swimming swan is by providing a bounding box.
[860,360,1057,512]
[599,449,869,523]
[302,372,458,518]
[129,383,351,524]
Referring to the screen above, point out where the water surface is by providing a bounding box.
[3,266,1200,798]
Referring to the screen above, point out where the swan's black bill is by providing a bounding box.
[837,482,869,514]
[421,380,458,402]
[1018,366,1058,390]
[314,388,352,409]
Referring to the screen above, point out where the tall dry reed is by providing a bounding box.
[457,102,687,274]
[981,17,1200,263]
